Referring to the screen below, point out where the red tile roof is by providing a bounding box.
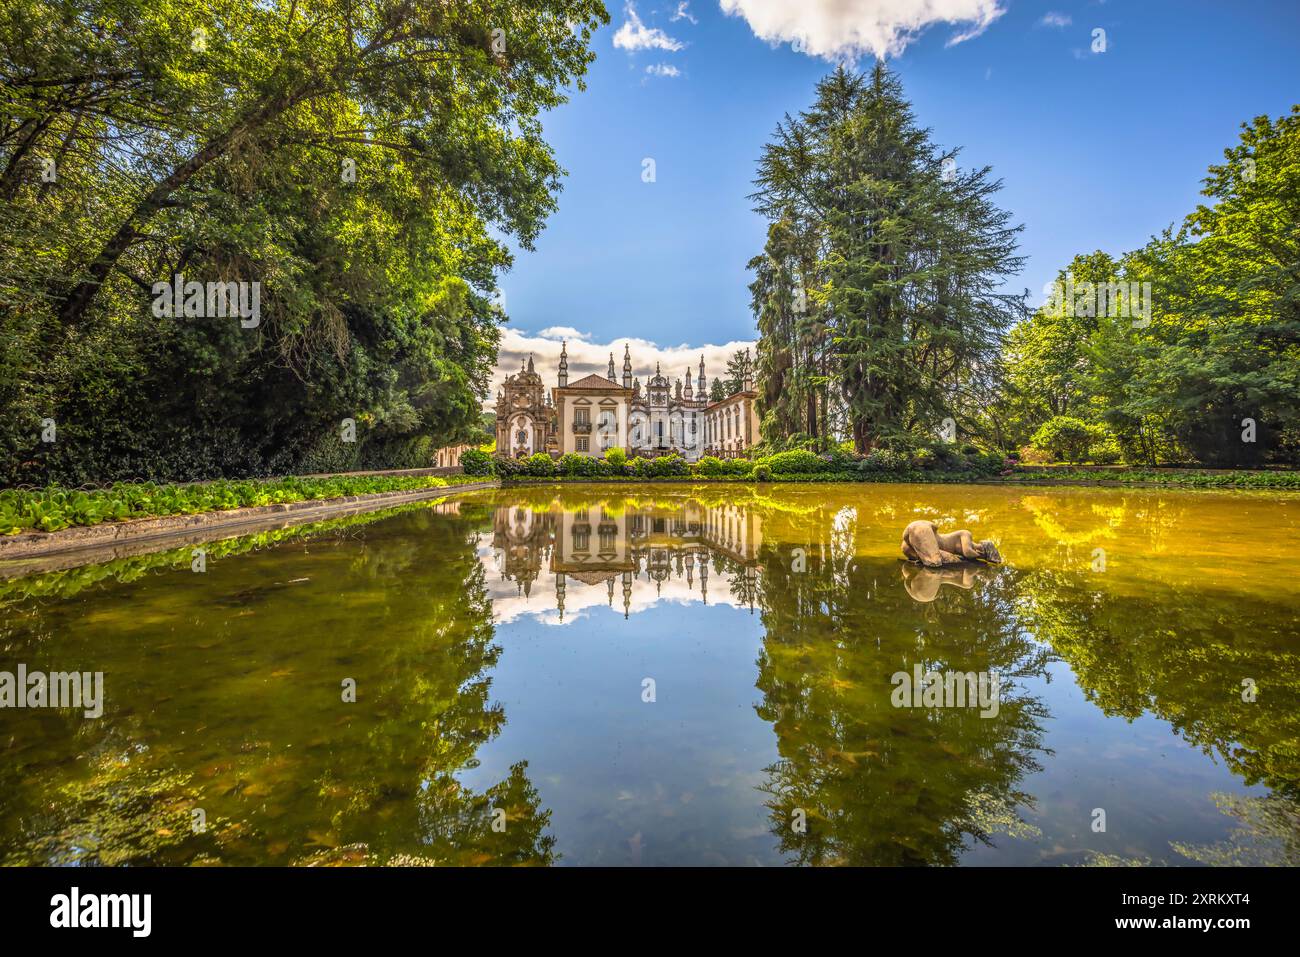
[561,374,627,390]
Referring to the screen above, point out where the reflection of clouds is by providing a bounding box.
[478,534,750,626]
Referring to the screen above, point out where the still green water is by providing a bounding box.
[1,482,1298,866]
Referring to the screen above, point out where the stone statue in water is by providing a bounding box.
[901,520,1003,567]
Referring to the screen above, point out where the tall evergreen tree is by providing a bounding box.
[722,349,750,395]
[749,64,1026,452]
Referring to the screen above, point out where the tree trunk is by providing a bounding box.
[54,83,319,328]
[0,115,53,200]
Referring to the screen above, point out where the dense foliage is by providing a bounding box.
[0,0,607,486]
[1030,417,1098,465]
[980,110,1300,466]
[459,448,494,476]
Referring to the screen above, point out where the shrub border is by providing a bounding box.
[499,468,1300,491]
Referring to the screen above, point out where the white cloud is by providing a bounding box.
[646,63,682,77]
[613,2,685,52]
[1038,12,1072,28]
[720,0,1006,60]
[536,325,591,341]
[490,326,756,408]
[479,538,750,627]
[671,2,698,25]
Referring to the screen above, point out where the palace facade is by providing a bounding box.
[495,355,558,459]
[495,343,760,461]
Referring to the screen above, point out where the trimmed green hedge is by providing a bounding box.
[498,465,1300,490]
[482,443,1298,491]
[1005,468,1300,490]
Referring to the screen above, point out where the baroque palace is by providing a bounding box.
[494,342,760,461]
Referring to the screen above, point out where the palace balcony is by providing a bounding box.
[705,446,751,460]
[572,421,592,434]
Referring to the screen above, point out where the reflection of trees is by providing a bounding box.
[753,541,1054,865]
[1018,492,1191,564]
[0,498,454,604]
[12,757,230,866]
[0,507,553,866]
[1020,495,1125,549]
[1023,566,1300,866]
[1019,568,1300,799]
[1172,793,1300,866]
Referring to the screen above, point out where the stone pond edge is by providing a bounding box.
[0,480,501,563]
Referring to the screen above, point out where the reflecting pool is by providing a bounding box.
[1,483,1298,865]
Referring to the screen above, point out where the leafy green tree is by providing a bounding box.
[1030,416,1092,463]
[1092,108,1300,466]
[750,217,820,441]
[0,0,609,484]
[1007,106,1300,467]
[1001,252,1116,445]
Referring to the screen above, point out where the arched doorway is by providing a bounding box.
[508,414,535,457]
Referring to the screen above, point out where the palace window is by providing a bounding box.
[577,437,589,452]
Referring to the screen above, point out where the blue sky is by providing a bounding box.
[492,0,1300,394]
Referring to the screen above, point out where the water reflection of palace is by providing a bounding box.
[489,500,763,619]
